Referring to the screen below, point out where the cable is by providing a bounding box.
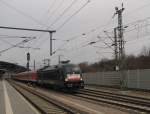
[125,17,150,27]
[49,15,114,53]
[32,1,150,59]
[125,2,150,17]
[49,1,150,61]
[50,2,150,51]
[0,38,39,50]
[44,0,91,53]
[0,37,36,54]
[0,35,35,39]
[0,0,47,27]
[52,34,112,55]
[56,0,90,31]
[0,39,14,46]
[46,0,57,14]
[52,15,150,56]
[33,0,82,48]
[33,0,118,51]
[48,0,78,28]
[39,0,57,22]
[93,46,110,49]
[44,0,65,24]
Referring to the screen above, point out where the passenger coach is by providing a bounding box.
[12,71,38,83]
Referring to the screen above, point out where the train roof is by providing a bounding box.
[38,64,79,72]
[16,70,36,75]
[38,65,59,72]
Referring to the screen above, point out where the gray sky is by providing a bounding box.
[0,0,150,69]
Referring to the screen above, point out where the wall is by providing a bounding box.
[83,69,150,90]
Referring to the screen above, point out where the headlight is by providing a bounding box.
[80,78,83,81]
[65,78,68,81]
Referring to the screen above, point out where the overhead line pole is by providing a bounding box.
[114,28,119,71]
[34,60,35,71]
[114,3,126,89]
[0,26,56,56]
[49,31,56,56]
[58,55,64,64]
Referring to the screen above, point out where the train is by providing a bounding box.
[12,63,84,89]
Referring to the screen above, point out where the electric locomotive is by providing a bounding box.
[37,63,84,89]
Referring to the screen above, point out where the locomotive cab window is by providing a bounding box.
[65,66,81,75]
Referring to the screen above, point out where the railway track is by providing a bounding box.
[72,88,150,113]
[84,88,150,102]
[8,80,150,113]
[8,81,88,114]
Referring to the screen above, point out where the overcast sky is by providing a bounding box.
[0,0,150,69]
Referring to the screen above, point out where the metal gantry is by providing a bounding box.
[0,26,56,56]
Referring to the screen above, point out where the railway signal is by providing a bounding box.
[27,52,30,70]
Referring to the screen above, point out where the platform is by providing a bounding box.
[0,80,39,114]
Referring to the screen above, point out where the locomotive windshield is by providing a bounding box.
[64,65,81,74]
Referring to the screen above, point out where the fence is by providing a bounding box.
[82,69,150,90]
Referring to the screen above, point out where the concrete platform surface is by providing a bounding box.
[0,80,39,114]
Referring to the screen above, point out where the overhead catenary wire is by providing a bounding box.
[48,1,148,63]
[59,3,150,46]
[56,0,90,31]
[33,0,78,48]
[1,0,150,64]
[46,12,116,54]
[52,33,113,55]
[0,35,35,39]
[53,11,148,54]
[47,0,78,28]
[124,2,150,17]
[32,0,79,48]
[39,0,57,24]
[0,38,16,46]
[53,30,114,54]
[44,0,92,54]
[43,0,66,25]
[45,0,57,15]
[52,16,150,57]
[54,38,109,54]
[0,37,36,54]
[0,0,47,27]
[0,38,39,50]
[33,0,89,48]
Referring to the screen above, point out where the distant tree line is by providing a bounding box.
[79,47,150,73]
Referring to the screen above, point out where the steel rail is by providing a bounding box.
[72,89,150,113]
[9,81,87,114]
[84,88,150,102]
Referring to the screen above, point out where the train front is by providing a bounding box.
[63,64,84,89]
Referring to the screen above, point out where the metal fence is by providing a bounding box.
[82,69,150,90]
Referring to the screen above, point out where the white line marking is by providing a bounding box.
[3,80,14,114]
[6,82,40,114]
